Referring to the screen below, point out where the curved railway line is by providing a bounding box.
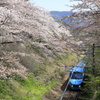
[59,81,81,100]
[59,60,86,100]
[43,73,82,100]
[44,45,100,100]
[43,60,86,100]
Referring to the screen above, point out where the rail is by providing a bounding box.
[59,69,76,100]
[59,60,86,100]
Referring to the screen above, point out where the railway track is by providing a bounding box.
[59,60,86,100]
[42,76,81,100]
[59,71,82,100]
[59,85,81,100]
[43,65,83,100]
[61,90,81,100]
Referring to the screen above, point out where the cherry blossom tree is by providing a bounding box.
[64,0,100,45]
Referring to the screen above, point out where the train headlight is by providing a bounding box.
[79,85,81,88]
[71,85,73,87]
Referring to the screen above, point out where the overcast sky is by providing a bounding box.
[29,0,80,11]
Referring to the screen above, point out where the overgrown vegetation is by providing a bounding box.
[0,75,57,100]
[79,47,100,100]
[0,51,78,100]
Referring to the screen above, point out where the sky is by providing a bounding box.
[29,0,80,11]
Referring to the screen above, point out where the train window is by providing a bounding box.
[71,72,84,79]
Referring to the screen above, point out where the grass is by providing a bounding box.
[0,75,57,100]
[52,53,78,67]
[0,50,79,100]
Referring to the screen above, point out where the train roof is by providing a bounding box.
[77,60,86,67]
[70,66,84,73]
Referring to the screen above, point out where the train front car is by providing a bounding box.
[69,61,85,90]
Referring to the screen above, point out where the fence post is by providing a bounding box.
[92,44,95,75]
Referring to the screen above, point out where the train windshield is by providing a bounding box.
[71,72,84,79]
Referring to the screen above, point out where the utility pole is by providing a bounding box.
[92,44,95,75]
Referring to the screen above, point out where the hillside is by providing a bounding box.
[50,11,88,36]
[0,0,79,79]
[50,11,73,19]
[50,11,73,25]
[0,0,81,100]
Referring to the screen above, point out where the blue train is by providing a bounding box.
[69,60,86,90]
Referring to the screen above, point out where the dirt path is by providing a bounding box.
[42,74,70,100]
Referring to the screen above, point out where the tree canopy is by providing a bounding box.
[64,0,100,45]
